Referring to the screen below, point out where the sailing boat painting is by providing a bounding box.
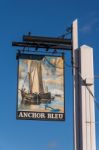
[17,54,65,120]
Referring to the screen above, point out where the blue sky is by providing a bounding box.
[0,0,99,150]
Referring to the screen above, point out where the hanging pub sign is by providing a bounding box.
[17,53,65,121]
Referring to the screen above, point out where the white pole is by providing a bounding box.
[72,19,80,150]
[79,45,96,150]
[72,20,96,150]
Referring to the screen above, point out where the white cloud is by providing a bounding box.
[80,24,91,33]
[80,12,99,34]
[48,141,58,149]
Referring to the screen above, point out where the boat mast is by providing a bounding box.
[37,61,44,93]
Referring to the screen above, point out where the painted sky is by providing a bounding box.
[0,0,99,150]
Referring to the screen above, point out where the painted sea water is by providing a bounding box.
[18,96,64,113]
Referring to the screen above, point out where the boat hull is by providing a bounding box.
[39,92,51,104]
[21,92,52,105]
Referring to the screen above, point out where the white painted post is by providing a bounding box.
[79,45,96,150]
[72,19,80,150]
[72,20,96,150]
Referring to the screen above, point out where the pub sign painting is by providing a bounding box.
[17,54,65,121]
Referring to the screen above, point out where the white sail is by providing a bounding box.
[28,60,44,94]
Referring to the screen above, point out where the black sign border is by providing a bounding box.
[16,52,66,121]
